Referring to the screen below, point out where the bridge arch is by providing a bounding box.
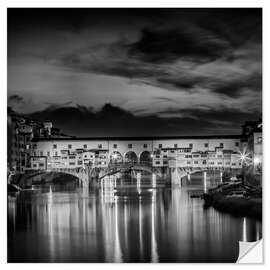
[139,151,152,164]
[110,151,123,164]
[124,151,138,163]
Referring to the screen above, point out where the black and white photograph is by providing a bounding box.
[7,7,262,263]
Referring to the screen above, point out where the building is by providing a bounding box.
[29,135,245,171]
[242,119,262,173]
[7,108,73,172]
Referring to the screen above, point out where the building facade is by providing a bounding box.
[29,135,245,171]
[7,108,73,172]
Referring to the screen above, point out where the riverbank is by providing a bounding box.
[204,191,262,220]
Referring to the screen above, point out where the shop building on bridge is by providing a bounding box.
[29,135,246,171]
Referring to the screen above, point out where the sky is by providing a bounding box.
[7,8,262,137]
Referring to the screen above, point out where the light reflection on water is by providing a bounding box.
[8,178,262,263]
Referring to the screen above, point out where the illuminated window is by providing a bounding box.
[257,137,262,143]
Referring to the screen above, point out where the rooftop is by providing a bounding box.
[32,134,245,142]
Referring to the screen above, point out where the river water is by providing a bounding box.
[8,176,262,263]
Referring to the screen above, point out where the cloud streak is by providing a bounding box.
[8,8,262,135]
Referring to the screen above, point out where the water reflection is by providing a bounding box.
[8,180,262,263]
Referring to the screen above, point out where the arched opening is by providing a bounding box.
[110,151,123,164]
[139,151,152,164]
[124,151,138,164]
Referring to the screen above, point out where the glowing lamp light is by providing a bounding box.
[150,153,154,158]
[254,157,261,165]
[240,154,246,161]
[112,153,118,159]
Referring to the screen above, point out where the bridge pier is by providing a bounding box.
[137,172,141,190]
[203,171,207,193]
[171,168,181,187]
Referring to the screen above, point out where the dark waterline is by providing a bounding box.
[8,179,262,263]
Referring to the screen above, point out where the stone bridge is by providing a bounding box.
[99,162,159,180]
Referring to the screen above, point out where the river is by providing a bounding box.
[8,175,262,263]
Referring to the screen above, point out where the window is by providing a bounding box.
[202,160,207,165]
[163,155,168,158]
[235,142,239,147]
[174,144,178,148]
[159,144,162,148]
[220,143,224,148]
[232,163,236,166]
[163,161,168,165]
[128,144,132,149]
[257,137,262,143]
[77,161,83,165]
[33,164,37,168]
[218,162,222,165]
[155,161,160,165]
[143,144,147,148]
[156,155,160,158]
[39,163,44,167]
[54,152,58,156]
[113,144,117,149]
[47,151,50,156]
[187,161,191,165]
[194,161,198,164]
[189,143,193,148]
[33,144,37,149]
[33,152,36,156]
[53,144,57,149]
[98,144,102,149]
[170,150,175,153]
[84,144,87,149]
[69,162,75,165]
[68,144,72,149]
[69,156,76,159]
[205,143,208,148]
[40,151,43,156]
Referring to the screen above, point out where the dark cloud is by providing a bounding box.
[8,8,262,135]
[213,74,262,97]
[8,94,24,103]
[128,27,231,64]
[26,103,260,137]
[54,9,261,98]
